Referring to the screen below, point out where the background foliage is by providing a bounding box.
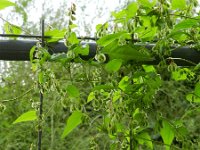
[0,0,200,149]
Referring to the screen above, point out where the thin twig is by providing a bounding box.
[0,16,38,37]
[0,87,34,103]
[166,57,197,66]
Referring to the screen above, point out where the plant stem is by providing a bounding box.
[0,87,34,103]
[38,90,43,150]
[130,125,133,150]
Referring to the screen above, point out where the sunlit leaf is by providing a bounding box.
[0,0,15,10]
[140,16,152,27]
[112,90,121,102]
[69,24,78,29]
[137,0,157,8]
[172,68,194,81]
[111,10,127,19]
[29,46,36,62]
[126,2,138,18]
[142,65,156,73]
[3,22,22,35]
[97,32,129,47]
[194,83,200,97]
[61,111,83,138]
[66,85,80,98]
[87,92,95,103]
[173,19,199,31]
[96,23,108,32]
[112,2,138,19]
[45,29,66,42]
[105,59,122,73]
[160,120,174,150]
[96,24,103,31]
[68,32,79,45]
[13,110,37,124]
[186,83,200,103]
[118,76,129,91]
[186,94,200,103]
[171,0,186,10]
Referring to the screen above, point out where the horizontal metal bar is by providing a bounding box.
[0,34,51,38]
[0,40,200,66]
[0,34,98,40]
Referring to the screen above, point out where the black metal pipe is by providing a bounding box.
[0,40,96,61]
[0,40,200,66]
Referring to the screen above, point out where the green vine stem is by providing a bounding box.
[0,87,34,103]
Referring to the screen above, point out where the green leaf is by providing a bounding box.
[111,9,127,19]
[96,24,103,31]
[66,85,80,98]
[74,44,89,56]
[172,68,194,81]
[68,32,79,45]
[103,44,153,62]
[38,72,44,84]
[133,108,140,118]
[142,65,156,73]
[186,83,200,103]
[137,0,157,8]
[0,0,15,10]
[97,32,129,47]
[13,110,37,124]
[69,24,78,29]
[186,93,200,103]
[3,22,22,35]
[29,46,36,62]
[173,120,188,140]
[118,76,129,91]
[135,26,157,41]
[168,31,190,42]
[112,2,138,19]
[92,85,114,91]
[172,70,187,81]
[61,111,83,138]
[50,53,69,62]
[136,132,153,149]
[126,2,138,19]
[87,92,95,103]
[160,120,174,150]
[105,59,122,73]
[194,83,200,97]
[173,19,199,31]
[45,29,66,42]
[171,0,186,10]
[96,23,108,32]
[112,90,121,102]
[141,27,157,41]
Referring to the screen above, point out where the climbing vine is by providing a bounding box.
[1,0,200,149]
